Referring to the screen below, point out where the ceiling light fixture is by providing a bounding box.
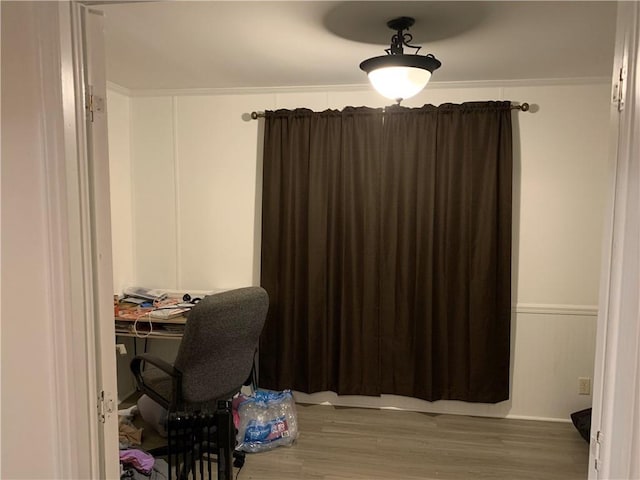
[360,16,441,104]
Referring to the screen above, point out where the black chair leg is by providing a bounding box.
[233,450,245,468]
[215,400,234,480]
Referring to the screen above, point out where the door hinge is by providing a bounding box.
[86,86,94,123]
[85,86,104,123]
[612,65,627,112]
[97,390,115,424]
[594,430,603,472]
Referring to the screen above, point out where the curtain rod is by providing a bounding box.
[250,102,530,119]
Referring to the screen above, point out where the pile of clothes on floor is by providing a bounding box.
[119,405,168,480]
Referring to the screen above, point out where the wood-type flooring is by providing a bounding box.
[128,402,586,480]
[236,404,588,480]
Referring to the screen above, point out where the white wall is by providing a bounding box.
[1,5,61,475]
[108,88,138,401]
[108,88,134,294]
[108,80,610,421]
[1,2,95,477]
[127,94,266,291]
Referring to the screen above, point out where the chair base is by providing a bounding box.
[164,400,236,480]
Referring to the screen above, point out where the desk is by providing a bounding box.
[115,315,187,339]
[114,288,222,340]
[115,290,258,397]
[116,315,188,361]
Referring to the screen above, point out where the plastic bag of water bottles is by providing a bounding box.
[236,389,299,453]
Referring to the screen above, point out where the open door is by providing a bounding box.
[69,2,120,476]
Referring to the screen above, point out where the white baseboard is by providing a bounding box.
[293,392,574,423]
[505,414,572,423]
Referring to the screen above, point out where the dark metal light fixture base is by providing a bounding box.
[359,15,442,75]
[387,16,415,32]
[359,15,442,103]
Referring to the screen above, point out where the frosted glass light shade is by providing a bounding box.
[367,66,432,100]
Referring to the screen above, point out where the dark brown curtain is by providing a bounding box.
[379,102,512,403]
[260,102,512,403]
[260,107,384,395]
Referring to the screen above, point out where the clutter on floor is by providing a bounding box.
[118,405,143,449]
[235,389,299,453]
[118,404,170,480]
[118,389,300,479]
[120,456,168,480]
[119,416,143,448]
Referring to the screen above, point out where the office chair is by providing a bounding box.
[130,286,269,480]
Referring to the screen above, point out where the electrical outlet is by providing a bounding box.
[115,343,127,355]
[578,377,591,395]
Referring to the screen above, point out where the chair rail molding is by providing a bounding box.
[515,303,599,316]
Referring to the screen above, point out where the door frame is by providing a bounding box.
[56,1,119,477]
[589,2,640,478]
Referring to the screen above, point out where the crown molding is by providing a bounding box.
[430,76,611,89]
[106,81,132,96]
[107,76,611,98]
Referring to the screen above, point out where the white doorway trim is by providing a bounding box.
[48,1,120,477]
[589,2,640,479]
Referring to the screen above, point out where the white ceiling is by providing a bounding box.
[98,1,618,92]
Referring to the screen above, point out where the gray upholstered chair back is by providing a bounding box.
[173,286,268,405]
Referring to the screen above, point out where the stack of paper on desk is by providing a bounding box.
[123,286,168,302]
[117,307,154,320]
[149,308,190,319]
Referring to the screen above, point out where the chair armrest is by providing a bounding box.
[131,353,179,377]
[131,354,183,410]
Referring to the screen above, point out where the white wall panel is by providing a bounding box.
[509,83,610,306]
[131,96,177,288]
[174,93,273,290]
[509,312,597,419]
[107,90,134,294]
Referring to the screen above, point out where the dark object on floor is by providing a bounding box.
[570,407,592,443]
[130,287,269,480]
[122,458,169,480]
[166,401,241,480]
